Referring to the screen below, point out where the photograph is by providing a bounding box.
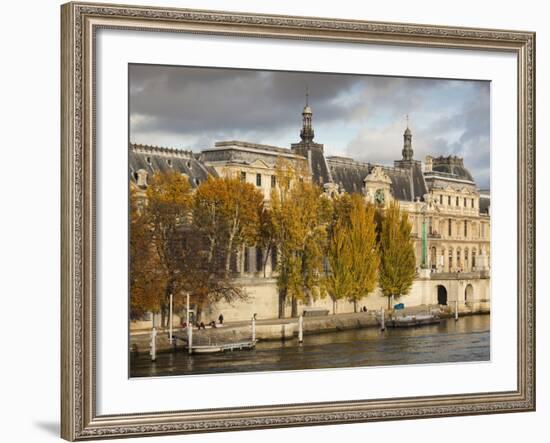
[128,65,492,377]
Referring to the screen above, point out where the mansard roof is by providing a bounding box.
[430,155,475,182]
[129,144,217,187]
[327,156,371,195]
[327,156,428,202]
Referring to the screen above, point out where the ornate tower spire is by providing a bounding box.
[402,114,413,161]
[300,85,314,143]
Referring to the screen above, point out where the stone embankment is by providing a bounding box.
[130,303,489,354]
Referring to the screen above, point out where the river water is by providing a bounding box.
[130,314,490,378]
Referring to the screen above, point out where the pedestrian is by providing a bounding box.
[218,313,224,325]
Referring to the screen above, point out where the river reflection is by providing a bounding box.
[130,315,490,378]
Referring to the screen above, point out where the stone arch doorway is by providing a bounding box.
[437,285,448,305]
[465,284,474,303]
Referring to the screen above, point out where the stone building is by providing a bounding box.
[130,98,490,323]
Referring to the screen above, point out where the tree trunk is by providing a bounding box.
[196,304,203,323]
[278,289,286,319]
[224,231,236,275]
[332,298,337,315]
[291,297,298,318]
[353,299,357,313]
[262,246,270,278]
[207,237,216,264]
[160,303,167,328]
[387,295,392,310]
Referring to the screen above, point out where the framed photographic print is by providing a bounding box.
[61,1,536,440]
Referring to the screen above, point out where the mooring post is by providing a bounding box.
[252,314,256,342]
[169,293,173,344]
[150,327,157,362]
[298,314,304,344]
[455,299,459,321]
[380,307,385,331]
[186,293,193,354]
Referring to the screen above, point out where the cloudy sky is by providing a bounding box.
[129,64,490,188]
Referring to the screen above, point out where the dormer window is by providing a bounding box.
[146,156,151,165]
[167,159,172,167]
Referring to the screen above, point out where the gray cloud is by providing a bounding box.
[129,64,490,188]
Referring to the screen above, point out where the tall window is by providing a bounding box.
[464,198,467,207]
[439,195,443,204]
[244,247,250,272]
[271,246,278,269]
[428,217,433,235]
[464,221,468,237]
[457,249,461,269]
[465,249,469,270]
[271,175,276,188]
[449,249,453,270]
[256,173,262,187]
[471,198,475,208]
[448,219,452,237]
[481,223,485,238]
[240,171,246,183]
[448,196,451,205]
[256,247,263,272]
[472,250,477,268]
[456,196,459,206]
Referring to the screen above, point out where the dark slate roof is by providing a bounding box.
[410,164,429,200]
[327,157,427,202]
[385,168,415,201]
[431,165,474,181]
[129,144,217,188]
[430,156,475,182]
[327,157,370,195]
[479,193,491,215]
[308,147,332,186]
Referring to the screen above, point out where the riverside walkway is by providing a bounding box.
[130,304,488,354]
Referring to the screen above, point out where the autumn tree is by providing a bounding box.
[189,176,263,319]
[326,194,379,313]
[271,158,331,318]
[257,207,277,278]
[346,194,379,312]
[325,216,354,314]
[192,176,264,275]
[130,171,193,327]
[129,188,165,319]
[378,200,416,309]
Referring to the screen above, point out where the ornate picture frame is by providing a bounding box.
[61,2,535,440]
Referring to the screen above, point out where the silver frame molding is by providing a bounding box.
[61,2,536,440]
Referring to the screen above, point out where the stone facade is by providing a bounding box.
[129,100,490,326]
